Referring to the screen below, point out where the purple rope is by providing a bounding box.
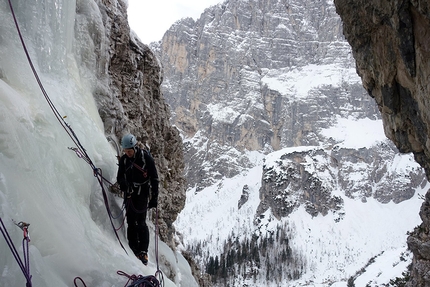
[0,218,32,286]
[154,207,164,286]
[23,237,31,287]
[94,169,128,254]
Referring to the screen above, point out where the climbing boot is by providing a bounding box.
[137,251,148,265]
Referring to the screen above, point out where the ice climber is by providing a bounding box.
[117,133,159,265]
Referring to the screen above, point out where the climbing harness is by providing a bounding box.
[0,217,32,287]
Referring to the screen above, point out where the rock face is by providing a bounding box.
[333,1,430,285]
[75,0,186,247]
[153,0,423,210]
[257,142,426,221]
[152,0,378,191]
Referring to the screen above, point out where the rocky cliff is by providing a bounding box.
[153,0,425,211]
[75,0,185,247]
[257,142,426,221]
[333,1,430,286]
[152,0,378,191]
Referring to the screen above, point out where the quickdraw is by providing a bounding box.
[13,220,30,241]
[0,217,32,287]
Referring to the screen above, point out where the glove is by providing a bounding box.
[148,197,158,209]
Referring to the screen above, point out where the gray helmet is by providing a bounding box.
[121,134,137,149]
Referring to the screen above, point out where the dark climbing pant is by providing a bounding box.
[126,207,149,255]
[124,183,150,255]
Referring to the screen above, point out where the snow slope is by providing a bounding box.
[174,57,425,287]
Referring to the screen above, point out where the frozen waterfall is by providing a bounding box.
[0,1,197,286]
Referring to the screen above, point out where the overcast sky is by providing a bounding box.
[127,0,224,44]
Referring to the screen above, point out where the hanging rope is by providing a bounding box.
[0,217,32,287]
[154,207,164,286]
[6,0,128,254]
[94,168,129,253]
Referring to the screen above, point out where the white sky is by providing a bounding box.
[127,0,224,44]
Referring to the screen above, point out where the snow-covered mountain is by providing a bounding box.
[152,0,429,285]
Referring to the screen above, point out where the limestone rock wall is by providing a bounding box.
[333,1,430,285]
[75,0,186,247]
[257,141,426,221]
[153,0,378,191]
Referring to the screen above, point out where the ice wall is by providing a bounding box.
[0,1,196,286]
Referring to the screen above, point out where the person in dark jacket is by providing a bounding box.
[117,133,159,265]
